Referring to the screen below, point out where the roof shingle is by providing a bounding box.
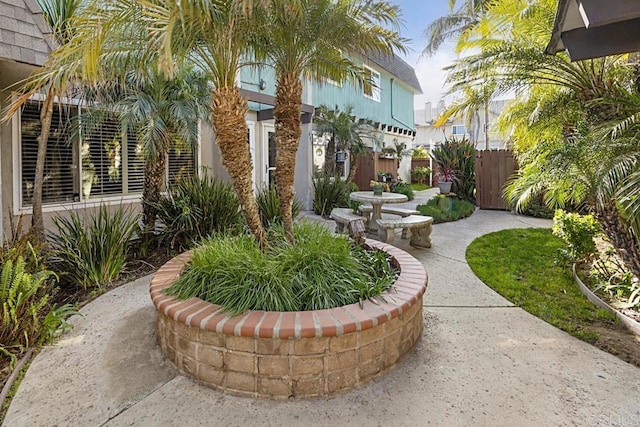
[365,52,422,94]
[0,0,52,66]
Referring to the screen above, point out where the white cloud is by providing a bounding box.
[405,49,458,110]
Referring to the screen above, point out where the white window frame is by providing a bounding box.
[12,96,200,215]
[363,65,381,102]
[246,120,257,192]
[452,125,466,136]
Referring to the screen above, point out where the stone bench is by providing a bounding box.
[376,215,433,248]
[359,205,421,237]
[359,205,419,222]
[330,208,366,239]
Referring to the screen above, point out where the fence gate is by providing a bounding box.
[475,150,517,210]
[354,153,375,190]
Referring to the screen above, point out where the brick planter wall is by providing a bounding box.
[150,239,427,399]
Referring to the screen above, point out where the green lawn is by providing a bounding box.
[466,228,616,343]
[411,183,430,191]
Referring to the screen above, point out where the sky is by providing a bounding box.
[393,0,457,110]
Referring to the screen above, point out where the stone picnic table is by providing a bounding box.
[349,191,408,232]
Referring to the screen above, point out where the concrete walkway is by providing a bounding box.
[5,194,640,426]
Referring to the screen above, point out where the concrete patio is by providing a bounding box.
[4,192,640,426]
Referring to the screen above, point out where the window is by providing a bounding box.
[18,100,195,210]
[363,66,381,102]
[82,115,123,197]
[20,101,77,206]
[452,125,466,135]
[167,146,195,187]
[126,129,145,193]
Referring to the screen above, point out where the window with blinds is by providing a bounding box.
[126,130,145,193]
[82,115,123,197]
[21,101,77,206]
[20,100,197,208]
[167,146,195,188]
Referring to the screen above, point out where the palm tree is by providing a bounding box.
[20,0,269,248]
[8,0,83,243]
[423,0,491,148]
[313,104,374,180]
[253,0,405,243]
[422,0,489,56]
[314,106,342,175]
[443,0,640,276]
[81,67,210,233]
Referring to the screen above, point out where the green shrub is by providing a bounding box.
[152,174,242,248]
[256,184,302,228]
[391,181,415,201]
[49,204,140,289]
[411,166,431,184]
[552,210,601,262]
[520,194,554,219]
[417,195,475,223]
[431,137,476,201]
[591,247,640,310]
[312,174,350,217]
[412,146,429,159]
[166,223,397,315]
[0,257,76,366]
[0,215,45,272]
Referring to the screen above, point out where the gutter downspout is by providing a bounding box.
[389,78,415,131]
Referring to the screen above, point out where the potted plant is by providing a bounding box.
[431,139,460,195]
[437,165,455,194]
[380,146,396,159]
[370,180,387,195]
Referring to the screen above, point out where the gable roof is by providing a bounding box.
[366,52,422,94]
[0,0,54,66]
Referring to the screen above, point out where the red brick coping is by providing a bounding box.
[150,238,428,398]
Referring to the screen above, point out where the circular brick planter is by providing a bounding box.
[150,238,428,399]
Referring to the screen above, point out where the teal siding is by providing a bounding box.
[311,69,415,131]
[239,63,415,131]
[240,65,277,97]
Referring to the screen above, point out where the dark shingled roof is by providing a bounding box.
[0,0,54,66]
[365,52,422,94]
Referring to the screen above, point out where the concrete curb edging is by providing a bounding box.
[150,238,428,399]
[572,263,640,336]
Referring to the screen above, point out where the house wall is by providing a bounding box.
[0,88,143,238]
[414,100,510,151]
[311,65,416,183]
[240,66,277,97]
[199,111,314,210]
[311,71,415,133]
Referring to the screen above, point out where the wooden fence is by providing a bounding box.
[475,150,517,210]
[354,153,398,190]
[410,158,432,185]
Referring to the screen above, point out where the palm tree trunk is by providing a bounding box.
[347,154,359,184]
[211,86,267,249]
[142,149,166,234]
[31,87,55,244]
[594,201,640,279]
[274,72,303,245]
[324,135,336,175]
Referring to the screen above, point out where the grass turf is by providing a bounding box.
[410,183,430,191]
[466,228,616,343]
